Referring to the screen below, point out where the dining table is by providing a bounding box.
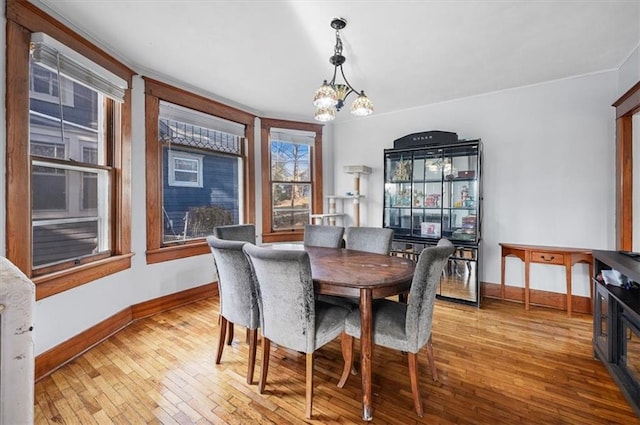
[303,246,416,421]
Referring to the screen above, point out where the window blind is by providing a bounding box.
[159,101,245,138]
[30,32,128,102]
[270,128,316,145]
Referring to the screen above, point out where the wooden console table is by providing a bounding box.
[499,243,593,316]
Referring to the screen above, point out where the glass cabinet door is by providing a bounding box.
[443,144,479,243]
[385,152,413,236]
[411,149,444,239]
[594,280,610,360]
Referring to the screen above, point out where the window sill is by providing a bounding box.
[146,240,210,264]
[33,253,134,300]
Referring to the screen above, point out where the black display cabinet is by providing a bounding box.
[592,250,640,418]
[383,136,482,306]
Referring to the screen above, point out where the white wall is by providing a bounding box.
[332,72,618,297]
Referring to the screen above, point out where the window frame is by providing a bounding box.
[5,0,134,300]
[144,77,256,264]
[260,118,323,243]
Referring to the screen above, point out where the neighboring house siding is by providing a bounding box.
[33,221,98,266]
[29,80,100,267]
[30,83,97,128]
[162,147,239,235]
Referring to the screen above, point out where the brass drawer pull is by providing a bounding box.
[541,255,555,261]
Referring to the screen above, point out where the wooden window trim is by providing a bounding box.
[260,118,323,244]
[144,78,256,264]
[5,0,133,300]
[613,80,640,250]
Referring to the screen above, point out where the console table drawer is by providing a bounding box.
[531,251,564,265]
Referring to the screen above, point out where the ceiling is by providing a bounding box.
[32,0,640,123]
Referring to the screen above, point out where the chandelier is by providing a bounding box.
[313,18,374,122]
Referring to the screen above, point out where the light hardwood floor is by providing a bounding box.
[34,297,638,424]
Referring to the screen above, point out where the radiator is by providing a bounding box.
[0,257,35,425]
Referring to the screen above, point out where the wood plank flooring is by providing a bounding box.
[34,297,639,424]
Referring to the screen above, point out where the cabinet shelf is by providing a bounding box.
[445,177,477,182]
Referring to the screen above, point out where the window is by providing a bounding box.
[168,150,203,188]
[145,78,256,263]
[260,119,323,243]
[159,101,243,243]
[270,139,311,231]
[81,146,98,210]
[6,1,133,299]
[30,61,75,107]
[31,140,66,211]
[28,36,117,272]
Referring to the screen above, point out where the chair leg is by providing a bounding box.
[305,352,314,419]
[258,337,271,394]
[426,334,438,382]
[227,322,234,345]
[338,333,353,388]
[215,316,227,364]
[247,328,258,385]
[398,291,408,303]
[408,352,424,417]
[245,328,250,344]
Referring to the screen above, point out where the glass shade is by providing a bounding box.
[351,92,374,116]
[334,84,350,102]
[314,106,336,122]
[313,80,338,108]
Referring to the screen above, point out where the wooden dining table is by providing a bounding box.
[304,246,416,421]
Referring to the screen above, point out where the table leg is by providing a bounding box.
[565,257,572,317]
[500,252,506,300]
[589,261,594,314]
[360,288,374,421]
[525,251,531,310]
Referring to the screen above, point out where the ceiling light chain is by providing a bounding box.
[313,18,373,122]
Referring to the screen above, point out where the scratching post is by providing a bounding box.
[343,165,371,227]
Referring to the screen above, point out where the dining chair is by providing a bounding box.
[213,224,256,244]
[344,226,394,255]
[337,243,455,417]
[242,244,351,419]
[303,224,345,248]
[437,236,468,275]
[206,236,260,385]
[212,224,257,341]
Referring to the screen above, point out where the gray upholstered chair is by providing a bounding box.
[337,243,455,417]
[212,224,257,341]
[242,244,350,419]
[206,236,260,385]
[303,224,344,248]
[344,226,394,255]
[214,224,256,244]
[437,237,468,275]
